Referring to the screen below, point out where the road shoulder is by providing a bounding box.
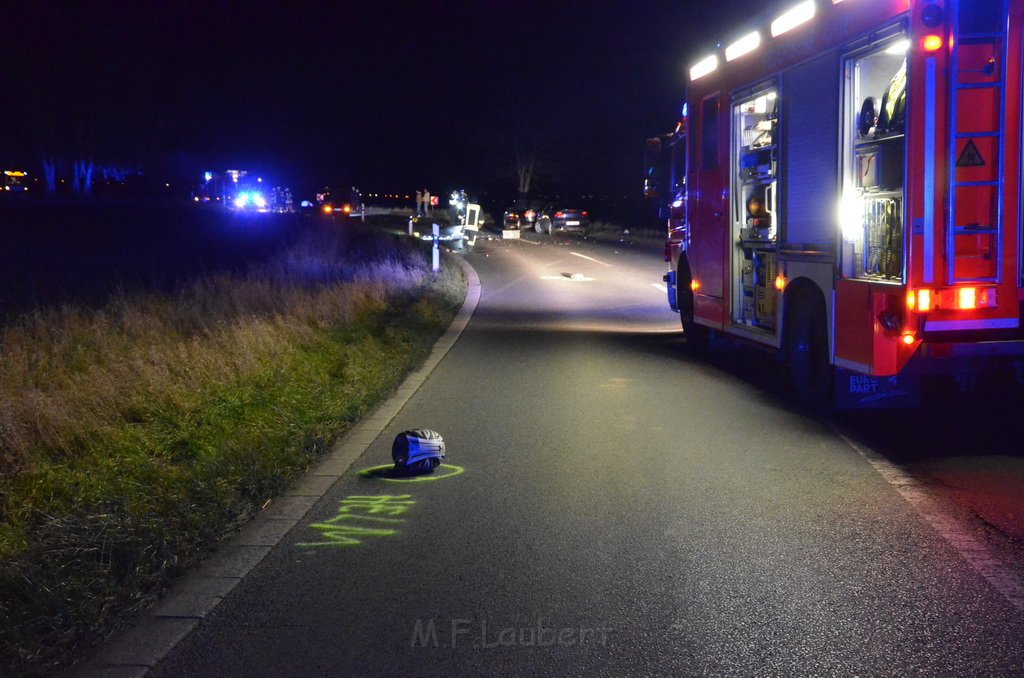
[75,254,482,677]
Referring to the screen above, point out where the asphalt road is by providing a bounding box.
[151,231,1024,676]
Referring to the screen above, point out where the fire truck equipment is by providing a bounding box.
[652,0,1024,409]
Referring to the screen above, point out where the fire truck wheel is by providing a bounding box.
[680,291,708,353]
[685,320,708,353]
[786,291,831,409]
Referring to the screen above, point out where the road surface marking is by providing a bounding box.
[570,251,612,267]
[359,463,465,482]
[539,275,594,282]
[298,495,415,548]
[652,283,667,293]
[599,378,633,390]
[838,431,1024,612]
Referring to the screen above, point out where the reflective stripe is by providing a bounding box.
[924,57,936,283]
[834,357,873,373]
[925,317,1020,331]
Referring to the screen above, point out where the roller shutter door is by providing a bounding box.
[781,52,840,246]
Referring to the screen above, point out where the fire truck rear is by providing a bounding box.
[659,0,1024,408]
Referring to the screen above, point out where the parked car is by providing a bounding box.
[521,206,538,228]
[502,208,521,230]
[505,199,543,228]
[535,206,589,234]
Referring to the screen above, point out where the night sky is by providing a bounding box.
[2,1,769,200]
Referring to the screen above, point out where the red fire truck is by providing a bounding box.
[658,0,1024,408]
[645,114,688,258]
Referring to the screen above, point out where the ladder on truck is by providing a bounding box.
[946,0,1008,284]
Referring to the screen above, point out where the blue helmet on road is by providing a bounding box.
[392,429,445,474]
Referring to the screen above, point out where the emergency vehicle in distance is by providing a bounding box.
[2,170,29,192]
[655,0,1023,408]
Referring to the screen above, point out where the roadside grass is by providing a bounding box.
[0,224,466,675]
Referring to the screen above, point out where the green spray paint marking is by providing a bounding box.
[298,494,415,548]
[359,463,465,483]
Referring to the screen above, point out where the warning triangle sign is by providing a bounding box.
[957,140,986,167]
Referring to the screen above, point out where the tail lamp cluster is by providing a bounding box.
[899,286,996,346]
[906,286,997,313]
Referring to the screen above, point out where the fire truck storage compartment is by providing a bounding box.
[733,84,779,330]
[862,195,903,279]
[735,87,778,243]
[855,140,904,191]
[842,31,908,282]
[739,247,778,329]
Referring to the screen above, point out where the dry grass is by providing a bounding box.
[0,251,424,476]
[0,225,466,675]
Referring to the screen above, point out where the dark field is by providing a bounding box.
[0,199,314,319]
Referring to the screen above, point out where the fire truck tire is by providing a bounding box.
[679,292,708,353]
[678,259,708,353]
[684,318,709,353]
[785,290,831,410]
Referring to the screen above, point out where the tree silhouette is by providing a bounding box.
[508,100,570,199]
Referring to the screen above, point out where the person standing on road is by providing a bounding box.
[415,190,423,216]
[423,189,431,216]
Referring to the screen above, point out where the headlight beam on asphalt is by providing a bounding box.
[569,252,612,267]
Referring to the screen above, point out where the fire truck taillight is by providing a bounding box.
[912,289,933,313]
[902,332,916,346]
[923,35,944,52]
[955,287,996,310]
[909,286,996,312]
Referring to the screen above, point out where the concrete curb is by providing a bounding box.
[77,254,482,677]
